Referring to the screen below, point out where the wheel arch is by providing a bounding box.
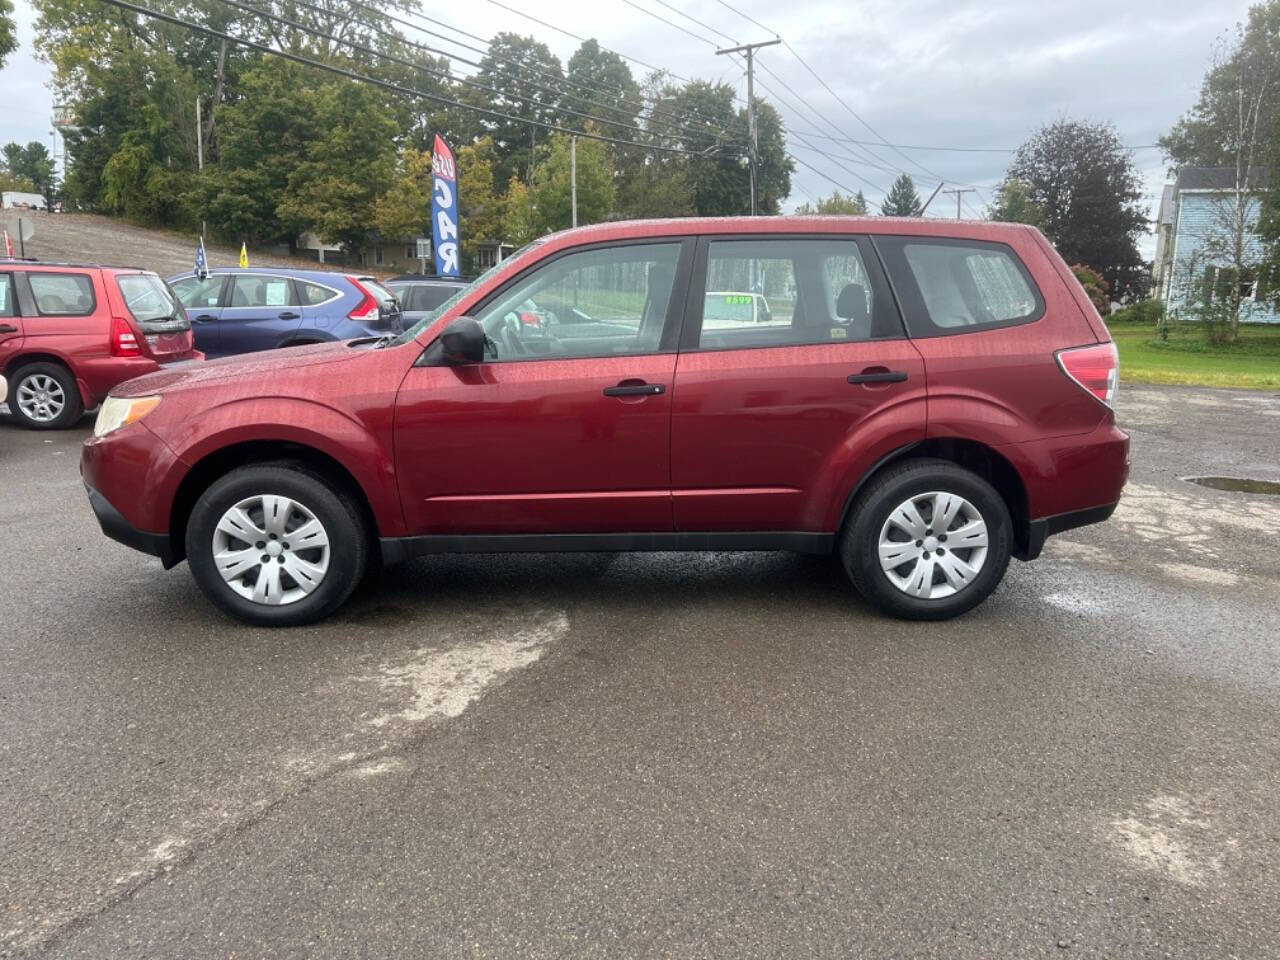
[4,351,73,378]
[838,437,1032,558]
[168,440,380,566]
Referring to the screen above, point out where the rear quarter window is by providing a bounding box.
[875,236,1044,338]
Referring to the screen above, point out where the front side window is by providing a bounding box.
[877,237,1042,337]
[230,275,296,308]
[473,242,682,361]
[171,275,225,309]
[0,274,14,317]
[696,238,895,350]
[27,272,96,316]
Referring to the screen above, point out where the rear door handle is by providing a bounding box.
[0,323,18,333]
[847,370,908,384]
[278,311,301,320]
[603,382,665,397]
[192,314,217,323]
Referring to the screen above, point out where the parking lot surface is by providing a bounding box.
[2,383,1279,958]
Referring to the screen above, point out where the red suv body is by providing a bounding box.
[81,218,1128,625]
[1,260,201,428]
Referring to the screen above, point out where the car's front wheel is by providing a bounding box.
[186,463,367,626]
[841,459,1012,620]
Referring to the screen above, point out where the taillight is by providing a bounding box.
[110,316,141,357]
[1056,342,1118,408]
[346,276,381,325]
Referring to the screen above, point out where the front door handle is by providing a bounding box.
[603,382,665,397]
[847,370,908,385]
[0,323,18,333]
[278,311,301,320]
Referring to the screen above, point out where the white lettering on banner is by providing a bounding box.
[433,152,455,180]
[438,241,459,274]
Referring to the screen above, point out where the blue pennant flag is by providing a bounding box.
[194,237,208,278]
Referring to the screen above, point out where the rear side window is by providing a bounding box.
[28,272,96,316]
[299,281,339,305]
[0,274,13,316]
[230,275,296,308]
[876,237,1043,337]
[695,238,900,351]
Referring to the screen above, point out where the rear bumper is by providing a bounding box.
[85,483,180,567]
[1016,501,1118,561]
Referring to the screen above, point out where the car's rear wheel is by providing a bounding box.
[841,459,1011,620]
[186,463,367,626]
[9,362,83,430]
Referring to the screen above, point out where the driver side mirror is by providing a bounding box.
[438,316,486,364]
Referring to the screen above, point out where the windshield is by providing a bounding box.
[118,273,187,328]
[388,241,542,346]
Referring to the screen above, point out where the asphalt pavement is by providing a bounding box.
[2,383,1279,959]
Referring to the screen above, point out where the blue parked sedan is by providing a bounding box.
[167,267,403,359]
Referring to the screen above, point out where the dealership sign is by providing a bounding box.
[431,135,460,278]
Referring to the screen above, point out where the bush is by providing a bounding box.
[1108,299,1165,325]
[1071,263,1109,313]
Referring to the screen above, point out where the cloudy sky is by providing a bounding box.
[0,0,1257,255]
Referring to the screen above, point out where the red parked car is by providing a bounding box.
[1,260,201,429]
[81,218,1128,625]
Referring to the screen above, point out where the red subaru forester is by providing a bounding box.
[81,218,1128,625]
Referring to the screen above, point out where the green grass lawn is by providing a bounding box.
[1106,320,1280,390]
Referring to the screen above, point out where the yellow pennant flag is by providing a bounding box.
[239,242,248,268]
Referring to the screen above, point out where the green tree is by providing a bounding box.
[276,78,400,254]
[796,190,867,215]
[467,33,564,187]
[456,137,506,269]
[373,146,433,247]
[502,177,536,247]
[531,132,614,234]
[650,79,791,216]
[988,179,1044,227]
[880,174,923,216]
[190,59,320,245]
[1164,1,1280,339]
[1003,118,1148,298]
[2,142,57,204]
[565,39,639,139]
[0,0,16,69]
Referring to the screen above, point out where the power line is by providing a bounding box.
[244,0,746,148]
[93,0,732,158]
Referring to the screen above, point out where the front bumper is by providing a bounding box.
[85,484,180,567]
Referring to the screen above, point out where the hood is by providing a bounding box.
[113,341,357,397]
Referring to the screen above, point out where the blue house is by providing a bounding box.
[1153,165,1279,323]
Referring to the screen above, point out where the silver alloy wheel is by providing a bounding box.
[16,373,66,423]
[877,491,989,600]
[212,494,331,606]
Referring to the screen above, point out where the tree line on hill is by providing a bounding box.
[16,0,793,270]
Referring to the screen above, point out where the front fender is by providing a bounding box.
[155,396,406,537]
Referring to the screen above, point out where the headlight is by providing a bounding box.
[94,395,161,437]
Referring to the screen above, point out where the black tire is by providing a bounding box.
[840,458,1012,621]
[185,462,368,626]
[8,361,84,430]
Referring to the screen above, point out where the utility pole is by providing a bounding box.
[716,39,780,216]
[570,135,577,228]
[196,98,204,171]
[941,187,976,219]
